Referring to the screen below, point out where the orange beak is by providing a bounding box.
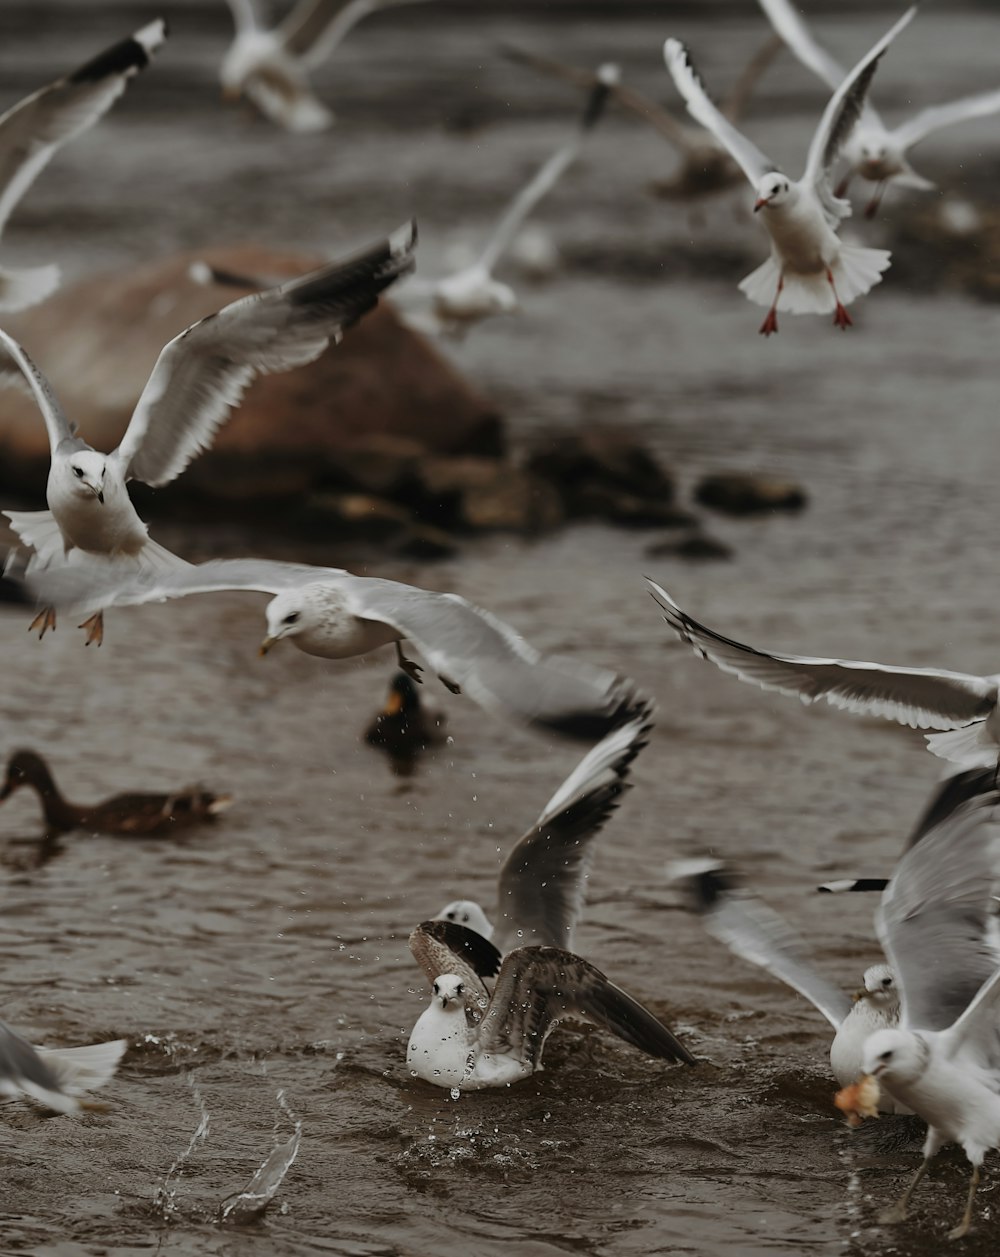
[753,196,770,213]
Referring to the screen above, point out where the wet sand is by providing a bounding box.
[2,3,1000,1254]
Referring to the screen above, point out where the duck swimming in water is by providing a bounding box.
[363,672,446,777]
[0,750,232,839]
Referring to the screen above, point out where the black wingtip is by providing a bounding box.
[816,878,889,894]
[417,919,503,979]
[69,19,167,84]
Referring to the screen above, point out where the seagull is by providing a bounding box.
[221,0,429,132]
[393,66,618,338]
[2,221,416,644]
[434,709,653,952]
[406,926,696,1089]
[663,9,915,335]
[0,1020,126,1113]
[757,0,1000,217]
[13,555,650,743]
[858,782,1000,1238]
[646,579,1000,768]
[500,37,783,204]
[0,19,166,311]
[668,858,906,1111]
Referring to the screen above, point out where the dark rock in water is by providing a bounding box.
[694,473,807,516]
[395,523,460,560]
[325,435,428,498]
[406,457,562,534]
[0,245,504,505]
[574,486,694,530]
[645,531,733,562]
[528,428,675,511]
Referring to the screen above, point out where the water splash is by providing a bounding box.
[152,1072,211,1221]
[219,1089,303,1225]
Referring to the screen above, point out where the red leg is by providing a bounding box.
[834,173,852,200]
[864,181,887,219]
[758,275,783,337]
[826,268,853,331]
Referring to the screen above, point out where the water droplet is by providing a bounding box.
[450,1087,461,1101]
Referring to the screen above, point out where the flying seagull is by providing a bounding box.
[757,0,1000,217]
[393,65,618,338]
[13,555,649,743]
[859,781,1000,1238]
[2,222,416,644]
[434,709,653,950]
[406,926,696,1089]
[0,1020,126,1113]
[669,858,905,1111]
[663,8,915,335]
[0,19,166,311]
[646,579,1000,768]
[500,37,783,203]
[221,0,430,132]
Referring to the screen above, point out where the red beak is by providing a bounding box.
[753,197,769,213]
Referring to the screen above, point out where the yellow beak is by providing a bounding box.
[259,636,275,657]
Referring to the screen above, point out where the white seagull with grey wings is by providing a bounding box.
[0,19,166,311]
[2,222,416,644]
[757,0,1000,217]
[647,579,1000,768]
[663,7,915,335]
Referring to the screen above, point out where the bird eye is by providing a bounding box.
[456,984,464,995]
[72,467,84,478]
[283,612,300,625]
[882,977,892,988]
[879,1049,893,1061]
[446,911,456,921]
[461,914,469,923]
[432,982,439,995]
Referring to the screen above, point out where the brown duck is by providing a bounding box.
[0,750,233,838]
[364,672,446,777]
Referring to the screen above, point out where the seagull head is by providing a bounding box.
[753,172,793,213]
[855,963,899,1011]
[431,974,466,1012]
[862,1028,928,1086]
[260,590,308,655]
[61,450,107,504]
[434,899,494,940]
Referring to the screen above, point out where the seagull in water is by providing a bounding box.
[393,65,618,338]
[0,1020,126,1113]
[406,928,696,1090]
[221,0,430,132]
[434,710,653,952]
[14,555,650,743]
[668,858,905,1111]
[857,780,1000,1238]
[756,0,1000,217]
[1,222,416,644]
[646,579,1000,768]
[0,19,166,311]
[662,8,915,335]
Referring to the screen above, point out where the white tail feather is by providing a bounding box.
[38,1038,127,1096]
[0,264,60,313]
[924,722,997,768]
[739,244,891,314]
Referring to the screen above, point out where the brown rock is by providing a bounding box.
[694,472,807,516]
[526,427,675,519]
[395,523,460,560]
[645,531,733,561]
[296,492,412,543]
[0,245,504,502]
[408,457,562,533]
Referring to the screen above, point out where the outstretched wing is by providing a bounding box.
[343,574,650,742]
[892,88,1000,151]
[877,781,1000,1033]
[493,709,653,952]
[280,0,427,68]
[0,20,166,241]
[408,920,499,1011]
[670,860,851,1029]
[801,7,915,210]
[755,0,845,93]
[114,222,416,487]
[0,327,76,453]
[477,66,617,275]
[477,946,696,1068]
[646,579,996,731]
[14,556,348,618]
[663,38,777,186]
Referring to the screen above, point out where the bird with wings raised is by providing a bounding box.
[221,0,430,132]
[757,0,1000,218]
[2,221,415,644]
[663,8,915,335]
[0,19,166,312]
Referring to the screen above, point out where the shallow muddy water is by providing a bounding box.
[2,3,1000,1254]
